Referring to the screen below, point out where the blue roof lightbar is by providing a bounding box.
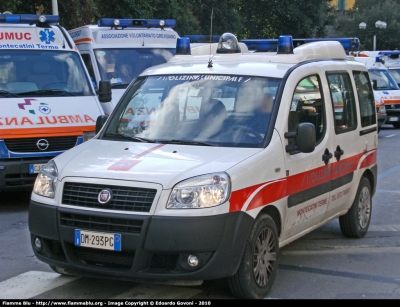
[0,14,59,24]
[97,18,176,28]
[241,37,360,52]
[378,51,400,58]
[181,35,221,43]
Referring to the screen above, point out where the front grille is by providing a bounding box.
[60,212,143,234]
[4,136,78,153]
[149,254,179,272]
[62,183,156,212]
[73,246,134,269]
[5,173,38,186]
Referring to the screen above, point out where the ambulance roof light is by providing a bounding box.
[181,35,221,43]
[176,37,191,55]
[97,18,176,28]
[277,35,294,54]
[216,33,241,54]
[0,14,59,24]
[241,37,360,52]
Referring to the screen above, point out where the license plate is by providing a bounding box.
[74,229,121,251]
[388,117,399,122]
[29,163,46,174]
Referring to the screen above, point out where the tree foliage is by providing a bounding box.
[337,0,400,50]
[236,0,335,39]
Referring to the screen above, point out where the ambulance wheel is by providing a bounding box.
[392,123,400,129]
[227,213,279,299]
[49,265,75,276]
[339,177,372,238]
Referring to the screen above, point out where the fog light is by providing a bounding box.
[187,255,199,267]
[34,237,42,251]
[0,166,5,170]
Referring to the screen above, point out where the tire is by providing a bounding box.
[339,177,372,238]
[49,265,75,276]
[227,214,279,299]
[392,122,400,129]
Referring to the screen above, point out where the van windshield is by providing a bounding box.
[388,68,400,85]
[94,48,176,88]
[0,50,94,97]
[368,68,400,90]
[103,75,281,148]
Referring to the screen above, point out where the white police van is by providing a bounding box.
[68,18,179,115]
[29,34,378,299]
[0,14,110,192]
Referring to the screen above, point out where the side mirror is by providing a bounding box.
[296,123,316,153]
[96,115,108,134]
[98,80,112,103]
[372,79,377,90]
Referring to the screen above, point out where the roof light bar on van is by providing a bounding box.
[378,51,400,57]
[241,37,360,52]
[176,37,191,55]
[0,14,59,24]
[181,35,221,43]
[97,18,176,28]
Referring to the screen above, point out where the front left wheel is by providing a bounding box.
[227,213,279,299]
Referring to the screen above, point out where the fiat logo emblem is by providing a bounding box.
[36,139,49,150]
[98,189,113,204]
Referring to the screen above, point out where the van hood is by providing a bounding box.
[55,139,261,189]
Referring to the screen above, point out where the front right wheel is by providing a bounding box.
[339,177,372,238]
[228,213,279,299]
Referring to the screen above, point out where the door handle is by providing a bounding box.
[322,148,333,165]
[334,145,344,161]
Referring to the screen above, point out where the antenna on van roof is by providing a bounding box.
[208,8,213,68]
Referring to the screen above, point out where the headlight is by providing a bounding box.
[167,173,231,209]
[83,131,96,142]
[33,160,58,198]
[378,105,386,114]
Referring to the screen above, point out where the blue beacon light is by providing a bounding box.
[97,18,176,28]
[0,14,59,24]
[176,37,191,55]
[277,36,294,54]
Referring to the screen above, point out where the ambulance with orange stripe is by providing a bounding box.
[29,34,378,299]
[354,50,400,129]
[0,14,109,192]
[68,18,179,115]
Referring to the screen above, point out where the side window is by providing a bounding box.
[353,71,376,127]
[81,53,97,89]
[288,75,326,148]
[326,72,357,133]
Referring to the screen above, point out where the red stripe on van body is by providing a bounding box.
[229,149,376,212]
[107,144,165,171]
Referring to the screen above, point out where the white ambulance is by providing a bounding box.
[355,51,400,128]
[29,34,378,299]
[68,18,179,115]
[0,14,110,192]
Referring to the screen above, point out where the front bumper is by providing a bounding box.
[0,157,54,191]
[377,113,387,127]
[29,201,253,282]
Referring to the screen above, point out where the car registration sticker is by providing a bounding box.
[74,229,121,251]
[29,163,46,174]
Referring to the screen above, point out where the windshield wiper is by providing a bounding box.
[111,83,130,89]
[158,139,213,146]
[18,89,76,96]
[103,133,156,143]
[0,90,19,98]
